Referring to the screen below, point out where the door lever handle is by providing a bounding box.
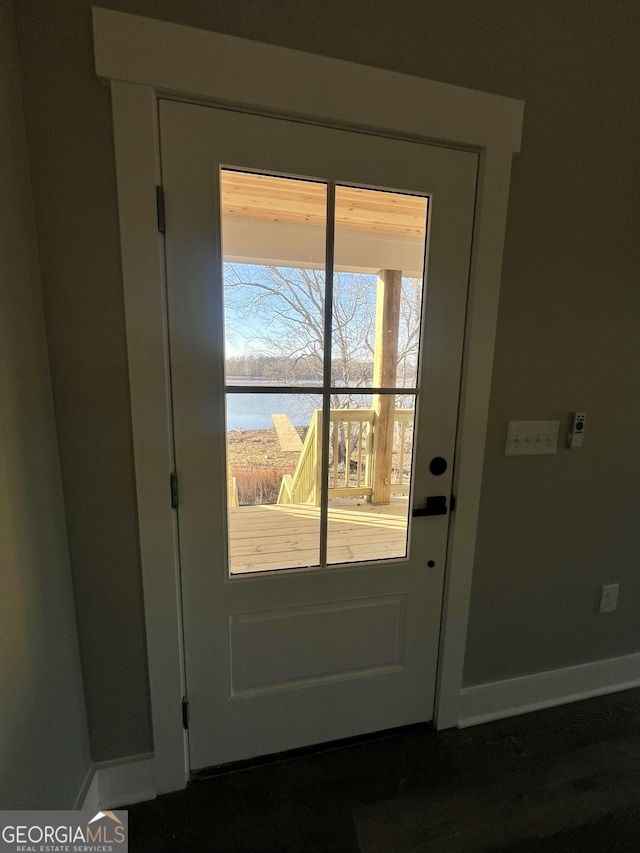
[412,495,448,517]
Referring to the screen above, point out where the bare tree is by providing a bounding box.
[224,263,422,470]
[224,264,421,392]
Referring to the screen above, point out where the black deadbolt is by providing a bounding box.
[429,456,448,476]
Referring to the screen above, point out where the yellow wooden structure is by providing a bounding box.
[276,407,412,507]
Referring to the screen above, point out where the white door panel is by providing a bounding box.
[160,99,477,769]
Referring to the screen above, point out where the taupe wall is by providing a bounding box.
[0,0,91,807]
[12,0,640,759]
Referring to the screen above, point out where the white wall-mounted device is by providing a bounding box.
[505,420,560,456]
[567,412,586,448]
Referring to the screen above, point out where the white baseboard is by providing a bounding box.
[77,753,156,810]
[459,651,640,728]
[79,771,100,812]
[73,764,96,810]
[71,653,639,808]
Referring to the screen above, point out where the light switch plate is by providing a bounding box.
[505,420,559,456]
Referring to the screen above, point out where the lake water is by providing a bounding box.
[225,381,404,430]
[226,382,322,430]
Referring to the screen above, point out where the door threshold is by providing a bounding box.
[191,721,434,781]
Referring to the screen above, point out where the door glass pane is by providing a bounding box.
[221,173,425,573]
[326,395,415,565]
[221,169,327,575]
[226,393,322,574]
[221,170,327,387]
[331,186,428,388]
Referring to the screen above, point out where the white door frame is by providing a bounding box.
[93,6,523,794]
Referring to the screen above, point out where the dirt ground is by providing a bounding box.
[227,428,301,504]
[226,427,303,470]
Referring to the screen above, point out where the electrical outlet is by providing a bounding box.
[599,584,619,613]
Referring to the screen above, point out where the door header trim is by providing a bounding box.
[93,7,523,153]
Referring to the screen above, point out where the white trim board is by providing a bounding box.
[77,754,156,811]
[92,7,524,790]
[458,652,640,728]
[78,772,99,813]
[73,764,96,810]
[93,8,522,153]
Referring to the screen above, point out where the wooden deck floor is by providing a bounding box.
[228,498,409,574]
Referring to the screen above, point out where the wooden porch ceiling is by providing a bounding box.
[221,171,428,237]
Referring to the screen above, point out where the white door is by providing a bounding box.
[160,99,477,770]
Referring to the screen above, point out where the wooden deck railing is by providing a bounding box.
[328,408,374,500]
[390,409,413,496]
[277,407,413,506]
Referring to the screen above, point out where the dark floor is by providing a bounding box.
[127,688,640,852]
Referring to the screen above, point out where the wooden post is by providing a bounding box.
[227,449,238,508]
[372,270,401,505]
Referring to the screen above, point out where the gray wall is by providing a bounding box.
[11,0,640,759]
[0,0,91,808]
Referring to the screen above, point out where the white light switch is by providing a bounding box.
[505,420,559,456]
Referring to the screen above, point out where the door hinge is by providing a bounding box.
[156,185,165,234]
[182,696,189,730]
[170,471,179,509]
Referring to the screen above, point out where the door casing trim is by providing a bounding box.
[94,6,524,793]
